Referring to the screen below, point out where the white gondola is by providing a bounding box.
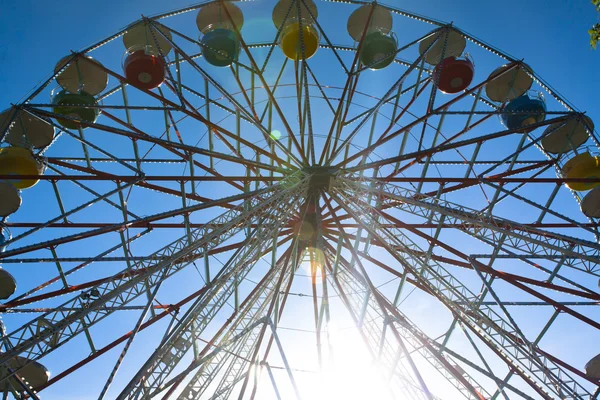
[0,355,50,392]
[485,63,533,102]
[0,108,55,149]
[0,268,17,300]
[0,181,22,217]
[585,353,600,379]
[346,3,392,41]
[123,21,173,56]
[272,0,318,29]
[581,187,600,219]
[55,55,108,96]
[418,28,466,65]
[541,115,593,154]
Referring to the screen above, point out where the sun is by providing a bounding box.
[301,322,397,400]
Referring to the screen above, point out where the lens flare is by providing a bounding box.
[270,129,282,140]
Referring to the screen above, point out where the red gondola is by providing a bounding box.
[123,50,166,90]
[433,56,474,94]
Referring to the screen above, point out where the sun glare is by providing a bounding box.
[300,322,396,400]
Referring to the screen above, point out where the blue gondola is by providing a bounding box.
[500,92,546,132]
[200,28,240,67]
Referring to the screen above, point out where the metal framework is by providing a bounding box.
[1,0,599,399]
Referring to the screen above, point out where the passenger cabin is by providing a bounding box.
[197,2,244,67]
[123,23,172,89]
[420,28,474,93]
[347,4,397,70]
[273,0,320,60]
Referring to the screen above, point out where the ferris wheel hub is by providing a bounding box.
[304,165,338,192]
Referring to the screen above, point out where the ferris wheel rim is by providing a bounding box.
[1,1,599,399]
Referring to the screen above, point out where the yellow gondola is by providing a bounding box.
[561,152,600,191]
[0,147,44,189]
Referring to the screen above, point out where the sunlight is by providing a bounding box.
[301,247,325,278]
[300,322,397,400]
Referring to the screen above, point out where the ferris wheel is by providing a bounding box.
[1,0,600,398]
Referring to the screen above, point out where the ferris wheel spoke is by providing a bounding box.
[384,112,497,182]
[466,127,563,216]
[323,235,578,399]
[326,28,447,165]
[117,212,299,399]
[0,183,282,261]
[98,269,166,400]
[0,176,307,373]
[330,190,595,399]
[194,12,310,167]
[0,229,152,310]
[320,252,440,400]
[326,194,600,310]
[47,161,141,219]
[301,0,350,75]
[344,114,569,177]
[47,158,233,207]
[176,75,291,178]
[257,1,292,73]
[28,237,290,394]
[322,196,437,400]
[178,242,303,400]
[0,180,141,256]
[102,108,288,174]
[320,159,558,226]
[12,289,186,394]
[2,218,291,232]
[405,223,600,323]
[321,240,493,400]
[341,178,600,274]
[478,167,553,217]
[26,106,233,171]
[304,63,335,115]
[417,160,553,199]
[444,323,534,400]
[377,113,573,186]
[318,2,379,165]
[51,55,294,172]
[225,64,306,170]
[178,194,316,400]
[335,61,524,170]
[292,7,320,166]
[22,109,144,177]
[341,79,427,129]
[175,80,254,126]
[99,111,282,193]
[0,237,255,315]
[0,180,251,261]
[481,177,599,236]
[329,228,600,307]
[323,203,494,399]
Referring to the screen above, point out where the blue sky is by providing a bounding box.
[1,0,599,115]
[1,0,600,399]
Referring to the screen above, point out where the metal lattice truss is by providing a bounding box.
[1,0,600,399]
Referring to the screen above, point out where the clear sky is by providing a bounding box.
[1,0,599,118]
[1,1,600,399]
